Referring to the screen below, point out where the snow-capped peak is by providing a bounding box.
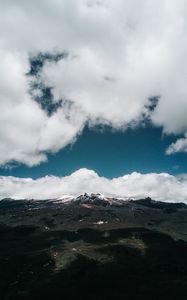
[56,195,75,202]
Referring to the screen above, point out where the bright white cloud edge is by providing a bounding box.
[1,168,187,203]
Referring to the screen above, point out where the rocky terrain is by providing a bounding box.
[0,194,187,299]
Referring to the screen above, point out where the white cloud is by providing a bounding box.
[0,49,86,166]
[1,168,187,203]
[166,134,187,155]
[1,1,187,165]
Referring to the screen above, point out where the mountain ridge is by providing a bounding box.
[1,193,186,210]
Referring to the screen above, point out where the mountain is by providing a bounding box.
[0,194,187,299]
[1,193,187,210]
[75,193,131,207]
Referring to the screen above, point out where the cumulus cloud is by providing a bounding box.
[0,50,85,166]
[1,168,187,203]
[1,0,187,165]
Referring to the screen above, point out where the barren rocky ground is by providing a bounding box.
[0,196,187,300]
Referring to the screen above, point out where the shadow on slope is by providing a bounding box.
[0,225,187,300]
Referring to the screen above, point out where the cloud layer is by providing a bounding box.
[1,0,187,166]
[1,168,187,203]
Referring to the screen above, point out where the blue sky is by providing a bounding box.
[0,124,186,179]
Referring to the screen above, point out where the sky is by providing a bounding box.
[1,125,187,179]
[1,0,187,201]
